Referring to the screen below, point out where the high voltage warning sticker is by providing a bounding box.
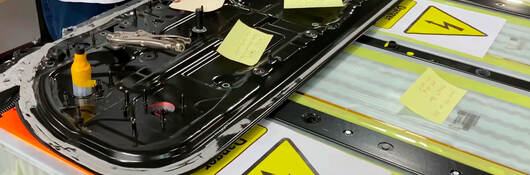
[405,6,487,36]
[244,138,318,175]
[192,125,267,175]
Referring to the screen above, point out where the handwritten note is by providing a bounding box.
[169,0,224,12]
[400,68,467,124]
[217,20,273,66]
[284,0,344,9]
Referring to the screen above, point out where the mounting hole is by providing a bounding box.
[301,113,321,124]
[343,129,354,136]
[140,52,156,61]
[378,142,394,151]
[221,82,231,89]
[449,170,462,175]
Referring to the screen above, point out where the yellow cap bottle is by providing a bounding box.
[71,46,96,97]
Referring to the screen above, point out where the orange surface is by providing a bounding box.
[0,108,93,175]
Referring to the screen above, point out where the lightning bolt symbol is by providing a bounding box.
[425,20,464,31]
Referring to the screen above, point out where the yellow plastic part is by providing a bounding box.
[71,52,96,88]
[289,93,526,175]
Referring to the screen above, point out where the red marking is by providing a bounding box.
[148,102,176,117]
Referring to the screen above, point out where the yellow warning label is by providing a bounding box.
[192,125,267,175]
[244,138,317,175]
[375,0,416,29]
[405,6,487,36]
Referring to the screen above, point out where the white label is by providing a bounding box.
[376,0,506,58]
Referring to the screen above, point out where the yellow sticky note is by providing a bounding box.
[217,20,273,66]
[284,0,344,9]
[400,68,467,124]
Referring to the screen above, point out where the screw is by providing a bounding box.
[343,129,354,136]
[304,30,319,38]
[475,69,491,77]
[449,170,462,175]
[385,41,398,49]
[301,113,321,124]
[378,142,394,151]
[252,68,267,76]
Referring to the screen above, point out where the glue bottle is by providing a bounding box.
[71,45,96,97]
[71,45,97,125]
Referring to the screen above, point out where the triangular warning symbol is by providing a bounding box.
[244,138,318,175]
[405,6,487,36]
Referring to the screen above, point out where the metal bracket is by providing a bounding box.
[272,101,489,175]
